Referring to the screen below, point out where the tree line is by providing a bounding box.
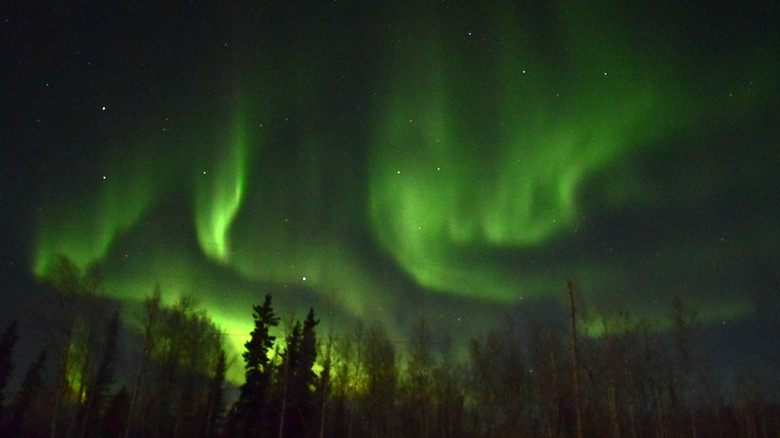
[1,255,778,437]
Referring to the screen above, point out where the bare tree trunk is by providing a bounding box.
[204,395,215,438]
[278,349,289,438]
[567,279,584,438]
[50,381,64,438]
[125,290,160,438]
[347,326,364,438]
[51,341,73,438]
[320,334,333,438]
[627,393,638,438]
[319,390,327,438]
[123,349,146,438]
[278,313,297,438]
[608,382,620,438]
[604,331,620,438]
[546,331,559,438]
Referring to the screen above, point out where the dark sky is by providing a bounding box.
[2,1,779,377]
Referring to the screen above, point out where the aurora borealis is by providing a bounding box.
[2,1,778,369]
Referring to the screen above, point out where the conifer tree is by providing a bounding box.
[315,332,333,438]
[227,294,279,437]
[9,349,47,437]
[278,308,319,437]
[300,309,319,391]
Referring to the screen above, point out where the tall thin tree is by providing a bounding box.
[79,308,121,438]
[568,279,584,438]
[227,294,279,437]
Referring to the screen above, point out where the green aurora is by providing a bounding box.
[25,2,779,363]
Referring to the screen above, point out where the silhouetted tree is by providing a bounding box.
[8,349,47,437]
[125,285,161,438]
[204,349,226,438]
[528,322,570,438]
[363,323,397,438]
[102,386,129,438]
[467,317,527,436]
[39,255,109,437]
[78,307,121,438]
[276,318,301,438]
[0,320,18,418]
[669,296,699,437]
[276,308,320,437]
[590,305,647,438]
[568,279,585,438]
[314,332,333,438]
[125,291,225,438]
[329,322,366,438]
[170,296,225,437]
[401,317,434,438]
[296,309,320,436]
[431,337,464,438]
[3,271,776,437]
[226,294,280,437]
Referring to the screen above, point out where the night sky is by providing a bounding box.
[2,2,778,372]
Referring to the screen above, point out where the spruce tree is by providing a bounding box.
[277,308,319,437]
[9,349,46,436]
[297,308,319,436]
[277,320,301,437]
[227,294,279,437]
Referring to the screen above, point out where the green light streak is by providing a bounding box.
[27,2,777,354]
[194,109,250,263]
[34,138,169,275]
[582,299,753,338]
[366,4,762,302]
